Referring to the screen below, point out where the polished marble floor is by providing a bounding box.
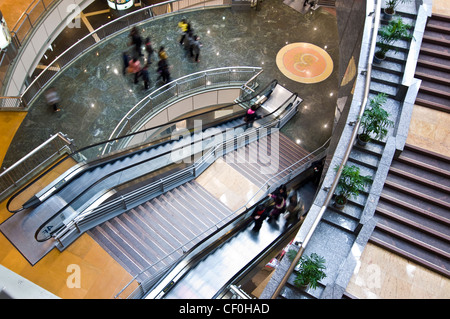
[2,0,339,168]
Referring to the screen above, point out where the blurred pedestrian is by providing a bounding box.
[190,35,202,62]
[129,57,141,84]
[45,87,61,112]
[178,19,191,45]
[122,51,130,75]
[141,64,150,90]
[251,204,269,232]
[144,37,154,64]
[129,26,143,57]
[157,58,171,84]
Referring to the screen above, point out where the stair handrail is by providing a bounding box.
[269,0,382,299]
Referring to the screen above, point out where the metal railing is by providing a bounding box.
[269,0,382,299]
[0,132,74,203]
[0,0,59,93]
[105,66,263,146]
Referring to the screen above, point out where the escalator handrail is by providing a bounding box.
[34,112,252,242]
[6,78,277,214]
[45,84,298,242]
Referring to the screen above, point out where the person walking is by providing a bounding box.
[158,46,168,60]
[251,204,269,232]
[144,37,154,64]
[129,57,141,84]
[190,35,202,62]
[178,19,191,46]
[122,51,130,75]
[141,64,150,90]
[157,58,171,84]
[129,26,143,57]
[45,87,61,112]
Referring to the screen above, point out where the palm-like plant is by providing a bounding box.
[292,253,327,290]
[359,93,394,143]
[334,164,372,206]
[375,17,412,61]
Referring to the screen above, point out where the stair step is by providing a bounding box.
[417,58,450,72]
[369,232,450,278]
[414,97,450,113]
[375,206,450,244]
[375,222,450,259]
[415,71,450,86]
[422,34,450,47]
[388,166,450,194]
[396,155,450,178]
[383,179,450,210]
[379,193,450,227]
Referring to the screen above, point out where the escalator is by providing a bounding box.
[0,80,301,265]
[144,176,320,299]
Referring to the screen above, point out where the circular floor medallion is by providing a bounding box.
[276,42,333,83]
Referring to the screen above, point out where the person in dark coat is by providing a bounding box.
[251,204,269,231]
[244,104,258,129]
[141,64,150,90]
[144,37,154,64]
[157,58,171,84]
[122,51,130,75]
[190,35,202,62]
[129,26,143,57]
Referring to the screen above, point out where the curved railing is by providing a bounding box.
[104,66,263,149]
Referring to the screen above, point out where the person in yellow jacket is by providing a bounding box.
[178,19,191,45]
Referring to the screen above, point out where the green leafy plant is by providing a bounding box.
[385,0,413,15]
[292,253,327,290]
[359,93,394,143]
[375,17,412,60]
[334,164,372,206]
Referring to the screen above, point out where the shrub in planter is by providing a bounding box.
[288,251,327,290]
[384,0,413,16]
[358,93,394,145]
[334,164,372,208]
[374,17,412,62]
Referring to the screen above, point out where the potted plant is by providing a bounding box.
[357,93,394,146]
[374,17,412,64]
[287,252,327,290]
[384,0,413,20]
[334,164,372,209]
